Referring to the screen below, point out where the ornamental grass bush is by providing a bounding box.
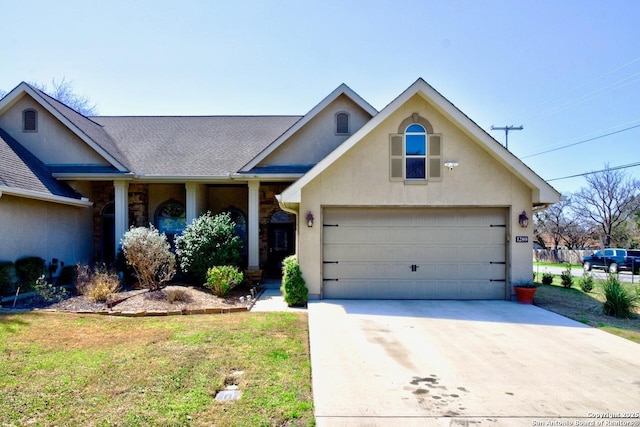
[601,274,638,318]
[121,225,176,291]
[206,265,243,297]
[175,212,242,283]
[76,264,121,303]
[281,255,308,307]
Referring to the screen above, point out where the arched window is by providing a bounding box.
[336,112,350,135]
[390,115,442,182]
[23,109,38,132]
[405,124,426,179]
[154,199,186,242]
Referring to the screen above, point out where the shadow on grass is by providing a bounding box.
[0,313,30,333]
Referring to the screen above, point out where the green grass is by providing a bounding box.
[534,261,581,269]
[533,275,640,343]
[0,311,314,426]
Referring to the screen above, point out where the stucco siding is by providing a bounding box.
[0,195,93,265]
[296,94,535,299]
[0,95,109,166]
[260,95,372,166]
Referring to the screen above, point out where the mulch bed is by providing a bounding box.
[1,284,259,315]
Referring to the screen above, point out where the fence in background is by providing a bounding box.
[533,249,594,265]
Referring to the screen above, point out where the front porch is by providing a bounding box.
[90,180,297,276]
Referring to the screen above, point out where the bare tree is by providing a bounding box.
[572,165,640,247]
[30,78,98,116]
[534,198,581,249]
[563,219,594,249]
[1,78,97,116]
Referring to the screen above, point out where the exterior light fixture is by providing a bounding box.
[518,211,529,228]
[443,161,459,171]
[306,212,314,227]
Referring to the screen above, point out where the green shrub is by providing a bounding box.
[281,255,308,307]
[560,265,573,288]
[33,276,67,304]
[15,256,45,290]
[121,225,176,291]
[541,272,554,285]
[206,266,243,297]
[57,265,78,286]
[602,275,638,318]
[0,261,16,295]
[76,264,121,303]
[175,212,242,283]
[579,272,594,293]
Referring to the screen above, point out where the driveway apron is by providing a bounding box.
[308,300,640,426]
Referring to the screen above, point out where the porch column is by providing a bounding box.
[248,180,260,269]
[114,180,129,257]
[185,183,206,225]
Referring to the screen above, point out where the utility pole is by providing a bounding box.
[490,125,523,150]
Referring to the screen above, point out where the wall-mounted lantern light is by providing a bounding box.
[306,212,314,228]
[518,211,529,228]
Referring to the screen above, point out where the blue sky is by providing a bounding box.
[3,0,639,196]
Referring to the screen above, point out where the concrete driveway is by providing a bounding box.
[308,300,640,426]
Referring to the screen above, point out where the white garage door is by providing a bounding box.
[322,207,507,299]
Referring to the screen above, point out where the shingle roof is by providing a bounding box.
[0,129,81,199]
[30,85,131,170]
[91,116,302,176]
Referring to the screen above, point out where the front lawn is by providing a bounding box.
[533,279,640,344]
[0,311,314,426]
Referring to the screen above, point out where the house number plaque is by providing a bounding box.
[515,236,529,243]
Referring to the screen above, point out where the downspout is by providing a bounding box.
[275,194,299,216]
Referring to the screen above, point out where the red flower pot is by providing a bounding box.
[514,286,537,304]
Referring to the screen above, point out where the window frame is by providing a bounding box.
[22,108,38,132]
[404,124,427,180]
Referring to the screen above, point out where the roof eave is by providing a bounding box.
[0,185,93,207]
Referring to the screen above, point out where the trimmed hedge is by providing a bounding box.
[15,256,45,291]
[281,255,308,307]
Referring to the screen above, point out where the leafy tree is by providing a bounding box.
[572,165,640,247]
[175,212,242,283]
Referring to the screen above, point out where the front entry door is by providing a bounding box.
[266,211,295,276]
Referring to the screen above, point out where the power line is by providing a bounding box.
[547,161,640,182]
[521,123,640,158]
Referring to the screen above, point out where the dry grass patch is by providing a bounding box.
[0,311,313,426]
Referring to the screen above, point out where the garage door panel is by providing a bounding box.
[323,279,505,300]
[323,208,507,300]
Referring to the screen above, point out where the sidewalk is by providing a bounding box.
[251,279,307,313]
